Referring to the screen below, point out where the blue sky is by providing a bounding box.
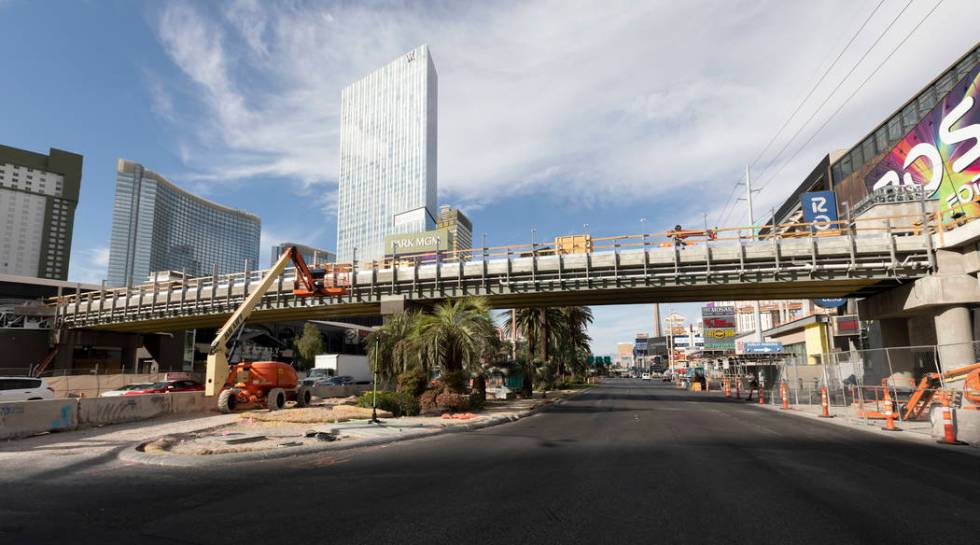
[1,0,977,354]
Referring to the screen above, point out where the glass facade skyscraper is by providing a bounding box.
[107,160,261,287]
[336,44,438,262]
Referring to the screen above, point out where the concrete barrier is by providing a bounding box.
[929,406,980,445]
[0,399,78,439]
[78,394,171,427]
[170,392,212,415]
[313,384,372,398]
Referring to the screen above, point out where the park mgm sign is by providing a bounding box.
[384,228,451,259]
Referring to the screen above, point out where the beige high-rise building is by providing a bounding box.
[436,205,473,258]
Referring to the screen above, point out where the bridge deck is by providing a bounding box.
[52,230,933,333]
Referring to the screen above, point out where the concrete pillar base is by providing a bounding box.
[934,306,975,372]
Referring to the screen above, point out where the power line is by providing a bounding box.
[713,180,742,227]
[748,0,886,172]
[756,0,944,193]
[754,0,916,192]
[716,0,887,228]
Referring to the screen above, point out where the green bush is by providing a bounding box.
[357,390,420,417]
[397,369,429,397]
[441,370,468,393]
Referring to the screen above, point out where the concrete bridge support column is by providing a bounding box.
[934,305,975,372]
[879,318,914,382]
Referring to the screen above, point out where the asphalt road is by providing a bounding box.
[3,380,979,545]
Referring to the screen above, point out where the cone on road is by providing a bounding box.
[937,390,966,445]
[758,386,765,405]
[780,381,789,410]
[881,388,900,431]
[819,386,832,418]
[724,380,731,398]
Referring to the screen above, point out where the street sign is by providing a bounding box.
[744,342,784,354]
[814,298,846,309]
[801,191,839,231]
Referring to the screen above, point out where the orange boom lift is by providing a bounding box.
[204,247,349,412]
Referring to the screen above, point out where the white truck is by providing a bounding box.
[312,354,373,383]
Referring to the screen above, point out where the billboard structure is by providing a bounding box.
[702,306,735,351]
[384,228,450,262]
[865,63,980,221]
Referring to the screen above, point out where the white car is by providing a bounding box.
[0,377,54,401]
[100,383,155,397]
[641,373,652,380]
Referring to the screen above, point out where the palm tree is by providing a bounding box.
[414,297,497,391]
[366,309,423,379]
[558,306,593,380]
[504,307,565,362]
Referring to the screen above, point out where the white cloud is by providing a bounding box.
[151,0,979,216]
[68,247,110,285]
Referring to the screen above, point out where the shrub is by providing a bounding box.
[397,369,429,397]
[441,370,468,393]
[419,388,441,413]
[357,391,420,417]
[435,392,471,411]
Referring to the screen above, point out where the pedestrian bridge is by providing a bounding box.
[52,218,936,333]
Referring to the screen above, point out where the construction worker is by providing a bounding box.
[744,371,758,401]
[671,225,688,248]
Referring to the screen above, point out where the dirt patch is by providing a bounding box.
[240,405,392,424]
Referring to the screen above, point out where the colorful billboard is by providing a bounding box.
[865,63,980,220]
[702,305,735,351]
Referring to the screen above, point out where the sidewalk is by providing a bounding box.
[0,389,585,472]
[740,395,980,455]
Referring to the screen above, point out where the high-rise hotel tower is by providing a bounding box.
[336,45,438,262]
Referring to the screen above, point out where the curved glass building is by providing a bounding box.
[107,160,260,287]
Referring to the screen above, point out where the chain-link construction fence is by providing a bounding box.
[716,341,980,434]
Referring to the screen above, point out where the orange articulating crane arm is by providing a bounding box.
[204,247,349,396]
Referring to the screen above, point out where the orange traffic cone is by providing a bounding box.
[881,388,900,431]
[780,382,790,409]
[724,380,731,398]
[758,385,765,405]
[937,390,966,445]
[819,386,831,418]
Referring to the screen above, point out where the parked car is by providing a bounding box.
[100,383,155,397]
[123,380,204,395]
[0,377,54,401]
[641,373,652,380]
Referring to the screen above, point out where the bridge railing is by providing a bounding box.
[48,212,939,326]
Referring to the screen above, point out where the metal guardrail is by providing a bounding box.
[50,215,937,331]
[852,185,929,217]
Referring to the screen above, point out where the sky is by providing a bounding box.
[0,0,977,355]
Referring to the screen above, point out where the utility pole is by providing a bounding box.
[653,303,662,337]
[745,165,763,343]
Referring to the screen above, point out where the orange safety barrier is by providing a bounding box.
[937,391,967,445]
[819,386,831,418]
[724,379,731,398]
[881,388,900,432]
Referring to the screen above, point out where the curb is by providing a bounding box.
[116,389,589,468]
